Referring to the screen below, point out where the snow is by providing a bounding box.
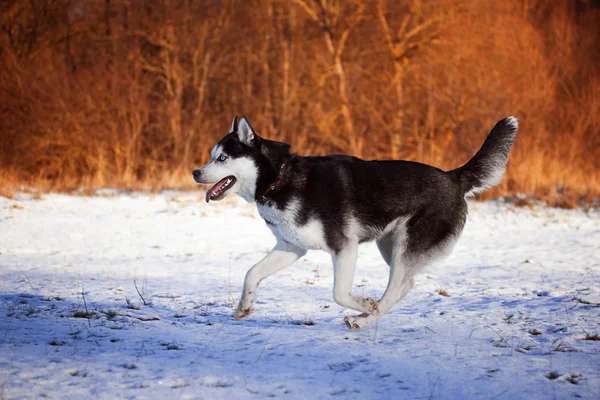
[1,192,599,399]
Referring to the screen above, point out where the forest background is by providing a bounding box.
[1,0,598,206]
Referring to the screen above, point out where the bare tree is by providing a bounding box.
[376,0,447,158]
[291,0,365,154]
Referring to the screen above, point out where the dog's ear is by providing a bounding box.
[237,116,256,146]
[228,116,238,134]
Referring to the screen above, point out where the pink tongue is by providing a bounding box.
[205,178,229,203]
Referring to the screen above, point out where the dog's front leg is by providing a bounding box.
[332,240,379,315]
[234,240,306,320]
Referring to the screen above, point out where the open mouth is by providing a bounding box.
[205,176,236,202]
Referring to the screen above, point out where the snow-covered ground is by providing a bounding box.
[0,192,599,399]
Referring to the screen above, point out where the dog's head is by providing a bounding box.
[193,116,290,203]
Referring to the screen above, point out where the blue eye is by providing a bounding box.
[218,155,228,162]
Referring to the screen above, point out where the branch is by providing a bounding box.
[133,279,149,306]
[376,1,401,61]
[289,0,320,23]
[334,3,365,62]
[402,17,437,43]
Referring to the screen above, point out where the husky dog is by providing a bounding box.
[193,116,517,329]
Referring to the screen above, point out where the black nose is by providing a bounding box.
[192,169,202,181]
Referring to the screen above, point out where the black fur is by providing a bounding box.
[217,116,517,254]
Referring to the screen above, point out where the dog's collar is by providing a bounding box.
[257,157,290,204]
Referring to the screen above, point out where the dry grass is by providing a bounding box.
[291,319,315,326]
[579,334,600,341]
[573,298,600,307]
[71,311,97,319]
[0,1,598,203]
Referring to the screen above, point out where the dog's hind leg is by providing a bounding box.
[344,265,415,330]
[342,229,411,329]
[332,240,380,315]
[346,223,416,329]
[234,240,306,320]
[345,213,463,330]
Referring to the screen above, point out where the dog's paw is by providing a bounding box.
[233,306,253,320]
[363,297,379,315]
[344,314,369,330]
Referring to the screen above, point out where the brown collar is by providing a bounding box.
[257,158,290,204]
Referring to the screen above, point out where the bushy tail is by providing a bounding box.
[452,117,518,198]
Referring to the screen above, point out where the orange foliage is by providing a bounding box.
[0,0,598,204]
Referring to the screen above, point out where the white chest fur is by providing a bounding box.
[256,199,330,252]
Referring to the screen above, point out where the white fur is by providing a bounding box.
[251,201,385,319]
[237,117,255,145]
[464,159,505,198]
[229,158,259,202]
[210,143,223,160]
[505,116,518,130]
[331,238,380,315]
[257,199,330,251]
[197,152,258,203]
[234,239,306,320]
[346,216,364,241]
